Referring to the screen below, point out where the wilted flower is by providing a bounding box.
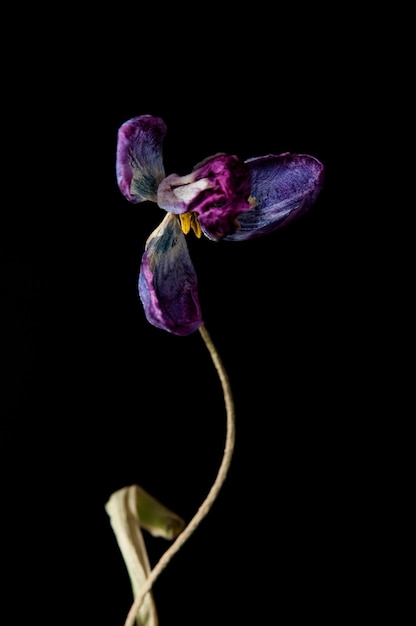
[116,115,324,335]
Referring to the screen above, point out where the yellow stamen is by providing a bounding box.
[190,213,202,238]
[179,213,191,234]
[180,212,202,238]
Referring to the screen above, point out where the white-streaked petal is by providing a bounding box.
[139,213,203,335]
[116,115,166,204]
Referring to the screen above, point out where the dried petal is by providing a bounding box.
[138,213,203,335]
[224,153,325,241]
[116,115,166,204]
[157,154,252,241]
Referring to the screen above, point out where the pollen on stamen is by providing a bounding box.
[180,212,202,238]
[190,213,202,238]
[179,213,192,235]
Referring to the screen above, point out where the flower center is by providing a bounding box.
[179,212,202,238]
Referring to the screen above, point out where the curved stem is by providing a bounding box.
[123,324,236,626]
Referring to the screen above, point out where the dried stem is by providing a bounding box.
[123,324,236,626]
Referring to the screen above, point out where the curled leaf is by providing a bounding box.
[133,484,185,540]
[105,484,185,626]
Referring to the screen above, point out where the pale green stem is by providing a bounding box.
[123,324,236,626]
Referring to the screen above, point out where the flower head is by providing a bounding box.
[116,114,324,336]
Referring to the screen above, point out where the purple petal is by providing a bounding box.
[138,213,203,335]
[224,153,325,241]
[157,153,253,241]
[116,114,167,204]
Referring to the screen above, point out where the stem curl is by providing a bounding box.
[123,324,236,626]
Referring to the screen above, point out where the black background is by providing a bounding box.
[1,7,393,626]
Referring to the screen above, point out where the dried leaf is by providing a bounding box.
[105,484,185,626]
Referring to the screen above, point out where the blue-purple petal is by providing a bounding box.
[224,153,325,241]
[116,114,167,204]
[138,213,203,335]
